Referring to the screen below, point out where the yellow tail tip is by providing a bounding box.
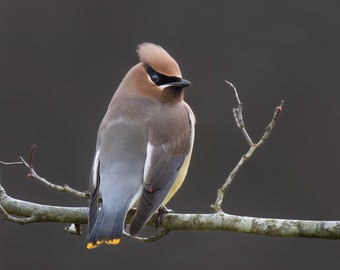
[105,238,121,245]
[87,239,120,249]
[87,242,98,249]
[87,240,103,249]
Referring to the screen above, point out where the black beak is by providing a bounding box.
[168,78,191,88]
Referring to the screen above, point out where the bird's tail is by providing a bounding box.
[87,204,127,249]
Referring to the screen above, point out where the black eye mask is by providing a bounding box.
[144,64,182,86]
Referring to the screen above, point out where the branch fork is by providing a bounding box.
[1,146,90,200]
[211,81,284,212]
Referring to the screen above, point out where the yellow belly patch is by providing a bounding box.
[162,141,194,206]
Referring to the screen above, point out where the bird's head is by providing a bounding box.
[120,43,190,103]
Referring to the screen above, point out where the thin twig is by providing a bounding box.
[225,80,253,146]
[18,156,90,199]
[28,144,37,166]
[211,83,284,212]
[1,147,90,199]
[0,161,23,166]
[257,100,284,147]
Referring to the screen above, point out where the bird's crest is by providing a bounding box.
[137,42,182,77]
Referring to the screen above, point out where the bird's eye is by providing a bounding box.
[150,74,160,83]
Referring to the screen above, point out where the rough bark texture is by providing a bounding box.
[1,186,340,240]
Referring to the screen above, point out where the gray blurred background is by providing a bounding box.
[1,1,340,269]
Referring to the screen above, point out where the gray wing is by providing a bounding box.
[128,142,187,236]
[129,103,195,236]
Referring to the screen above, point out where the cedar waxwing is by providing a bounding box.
[87,42,195,249]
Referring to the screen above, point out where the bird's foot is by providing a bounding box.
[155,206,173,229]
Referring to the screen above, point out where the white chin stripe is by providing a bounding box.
[159,84,172,90]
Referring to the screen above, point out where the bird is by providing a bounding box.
[87,42,195,249]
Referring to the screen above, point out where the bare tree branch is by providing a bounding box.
[1,154,90,200]
[211,82,284,212]
[225,80,253,146]
[1,85,340,243]
[0,184,88,224]
[1,185,340,240]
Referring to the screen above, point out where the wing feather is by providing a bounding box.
[129,143,186,235]
[88,150,100,235]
